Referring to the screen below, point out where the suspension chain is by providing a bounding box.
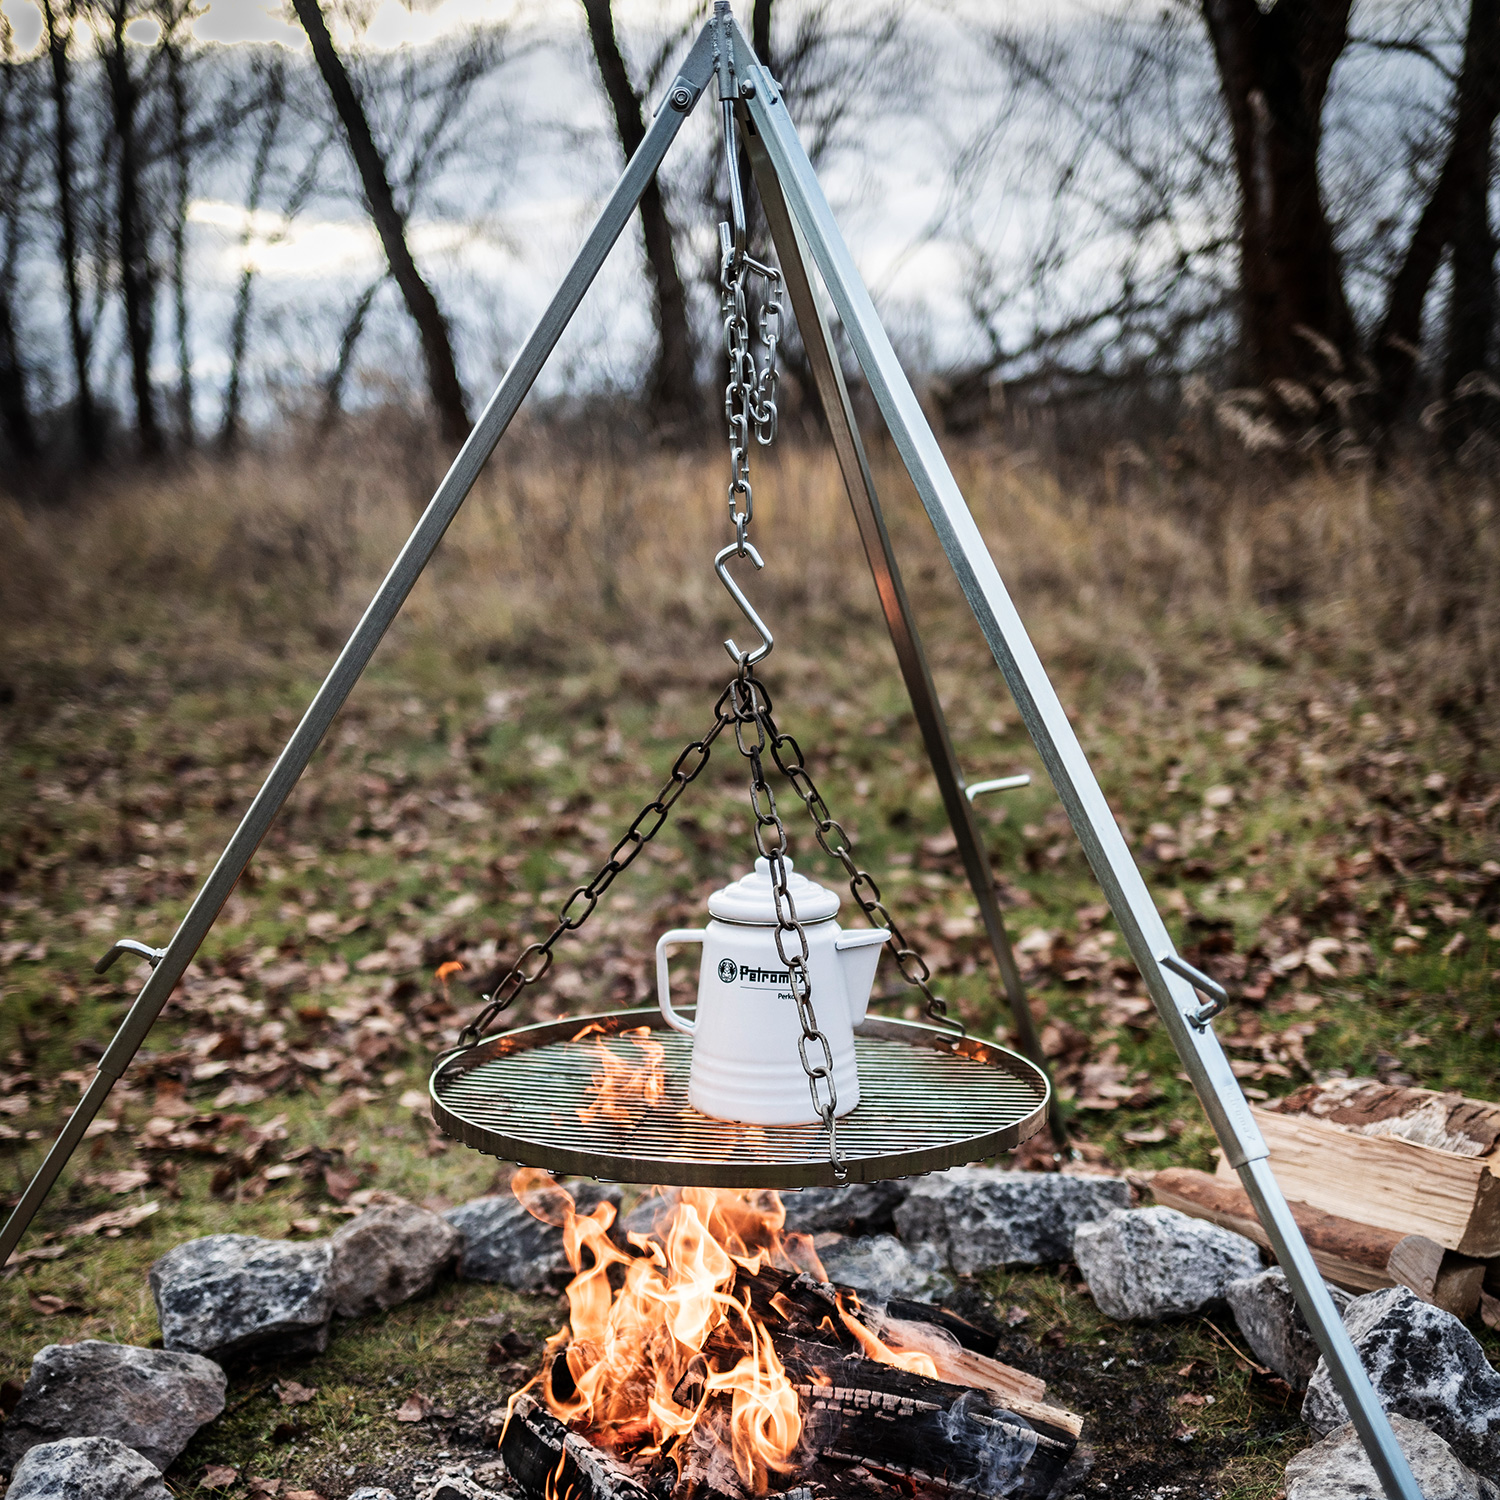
[746,676,965,1038]
[726,670,843,1176]
[457,696,737,1048]
[719,229,781,553]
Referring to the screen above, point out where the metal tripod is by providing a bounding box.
[1,8,1418,1495]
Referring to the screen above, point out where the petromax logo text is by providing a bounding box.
[735,963,791,985]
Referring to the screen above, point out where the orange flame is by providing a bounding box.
[574,1024,666,1125]
[512,1171,834,1494]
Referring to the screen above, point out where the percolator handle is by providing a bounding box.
[655,930,705,1036]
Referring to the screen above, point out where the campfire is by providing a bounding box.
[499,1174,1083,1500]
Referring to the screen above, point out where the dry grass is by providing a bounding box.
[3,424,1496,733]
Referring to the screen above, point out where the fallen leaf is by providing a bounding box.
[288,1217,323,1235]
[1005,1305,1029,1326]
[247,1481,282,1498]
[398,1088,428,1110]
[395,1390,434,1423]
[284,1491,327,1500]
[9,1244,68,1265]
[276,1379,318,1406]
[322,1166,359,1203]
[64,1201,158,1238]
[29,1292,83,1316]
[1121,1126,1168,1145]
[85,1168,151,1194]
[1176,1392,1209,1407]
[200,1464,239,1490]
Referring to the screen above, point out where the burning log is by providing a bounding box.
[503,1173,1082,1500]
[501,1394,657,1500]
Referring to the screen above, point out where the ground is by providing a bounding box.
[0,441,1497,1497]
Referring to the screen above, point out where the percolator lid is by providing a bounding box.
[706,856,841,925]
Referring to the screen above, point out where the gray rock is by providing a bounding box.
[0,1340,225,1474]
[1072,1206,1262,1321]
[348,1490,398,1500]
[1286,1415,1500,1500]
[332,1201,461,1316]
[444,1195,566,1291]
[1227,1267,1353,1389]
[818,1234,953,1302]
[150,1233,333,1361]
[781,1181,910,1238]
[1302,1286,1500,1475]
[893,1167,1131,1272]
[6,1436,171,1500]
[446,1185,620,1292]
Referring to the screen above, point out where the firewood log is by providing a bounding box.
[1150,1166,1399,1291]
[1213,1081,1500,1256]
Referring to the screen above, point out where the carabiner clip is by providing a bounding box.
[714,542,774,667]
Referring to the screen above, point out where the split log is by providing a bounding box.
[775,1334,1079,1497]
[729,1263,1047,1409]
[1150,1167,1400,1291]
[1386,1234,1488,1320]
[1154,1168,1495,1316]
[1213,1081,1500,1256]
[883,1298,1000,1358]
[500,1394,655,1500]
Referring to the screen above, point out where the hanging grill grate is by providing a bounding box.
[429,1009,1049,1189]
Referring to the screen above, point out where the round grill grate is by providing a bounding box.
[429,1009,1050,1188]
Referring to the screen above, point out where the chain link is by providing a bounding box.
[758,690,966,1038]
[720,235,781,553]
[457,703,735,1048]
[726,672,843,1177]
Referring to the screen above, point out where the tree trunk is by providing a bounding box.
[1370,0,1500,426]
[1441,138,1496,443]
[40,0,102,464]
[752,0,773,70]
[163,19,194,446]
[1200,0,1356,392]
[220,59,284,452]
[0,31,37,463]
[100,0,163,457]
[320,276,384,434]
[291,0,471,446]
[580,0,700,423]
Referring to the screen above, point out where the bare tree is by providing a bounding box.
[0,11,39,463]
[157,0,197,446]
[580,0,699,423]
[91,0,163,456]
[292,0,471,445]
[40,0,102,463]
[1200,0,1357,390]
[219,54,285,451]
[1369,0,1500,423]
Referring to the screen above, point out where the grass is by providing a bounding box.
[1,428,1498,1494]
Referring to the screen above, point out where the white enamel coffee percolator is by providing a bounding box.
[656,858,890,1125]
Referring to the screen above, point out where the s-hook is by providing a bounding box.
[714,542,775,667]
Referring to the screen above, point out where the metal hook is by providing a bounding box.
[714,541,774,667]
[721,98,747,265]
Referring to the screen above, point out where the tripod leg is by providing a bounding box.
[742,113,1068,1157]
[731,23,1420,1500]
[0,27,719,1271]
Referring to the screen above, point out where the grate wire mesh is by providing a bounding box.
[430,1009,1050,1187]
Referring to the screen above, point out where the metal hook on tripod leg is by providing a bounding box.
[714,542,774,667]
[721,98,747,264]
